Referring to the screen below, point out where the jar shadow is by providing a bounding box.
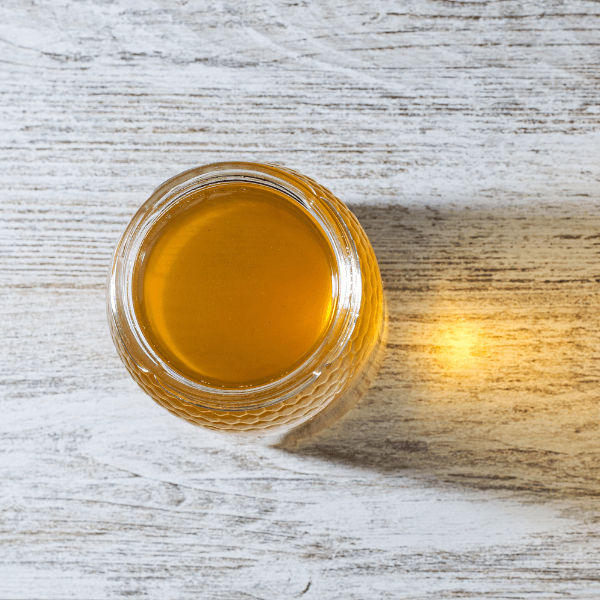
[277,202,600,498]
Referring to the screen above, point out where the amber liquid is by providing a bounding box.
[134,182,336,389]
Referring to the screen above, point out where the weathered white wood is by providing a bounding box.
[2,1,600,598]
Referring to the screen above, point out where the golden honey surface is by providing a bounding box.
[134,182,336,388]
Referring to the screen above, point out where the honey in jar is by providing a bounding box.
[135,183,336,388]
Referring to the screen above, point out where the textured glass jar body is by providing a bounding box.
[107,163,385,436]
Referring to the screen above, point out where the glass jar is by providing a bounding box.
[107,162,385,437]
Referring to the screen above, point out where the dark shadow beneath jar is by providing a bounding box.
[277,202,600,499]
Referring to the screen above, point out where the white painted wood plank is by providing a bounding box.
[2,1,600,598]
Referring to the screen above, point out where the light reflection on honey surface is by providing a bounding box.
[287,204,600,499]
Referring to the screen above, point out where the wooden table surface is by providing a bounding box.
[2,1,600,598]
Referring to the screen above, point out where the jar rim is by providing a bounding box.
[107,162,362,411]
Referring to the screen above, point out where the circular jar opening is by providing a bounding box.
[109,163,362,412]
[133,180,338,389]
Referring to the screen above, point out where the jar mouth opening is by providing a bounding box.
[108,162,362,411]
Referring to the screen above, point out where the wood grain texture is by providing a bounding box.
[2,1,600,598]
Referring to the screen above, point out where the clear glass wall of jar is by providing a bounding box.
[107,162,386,438]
